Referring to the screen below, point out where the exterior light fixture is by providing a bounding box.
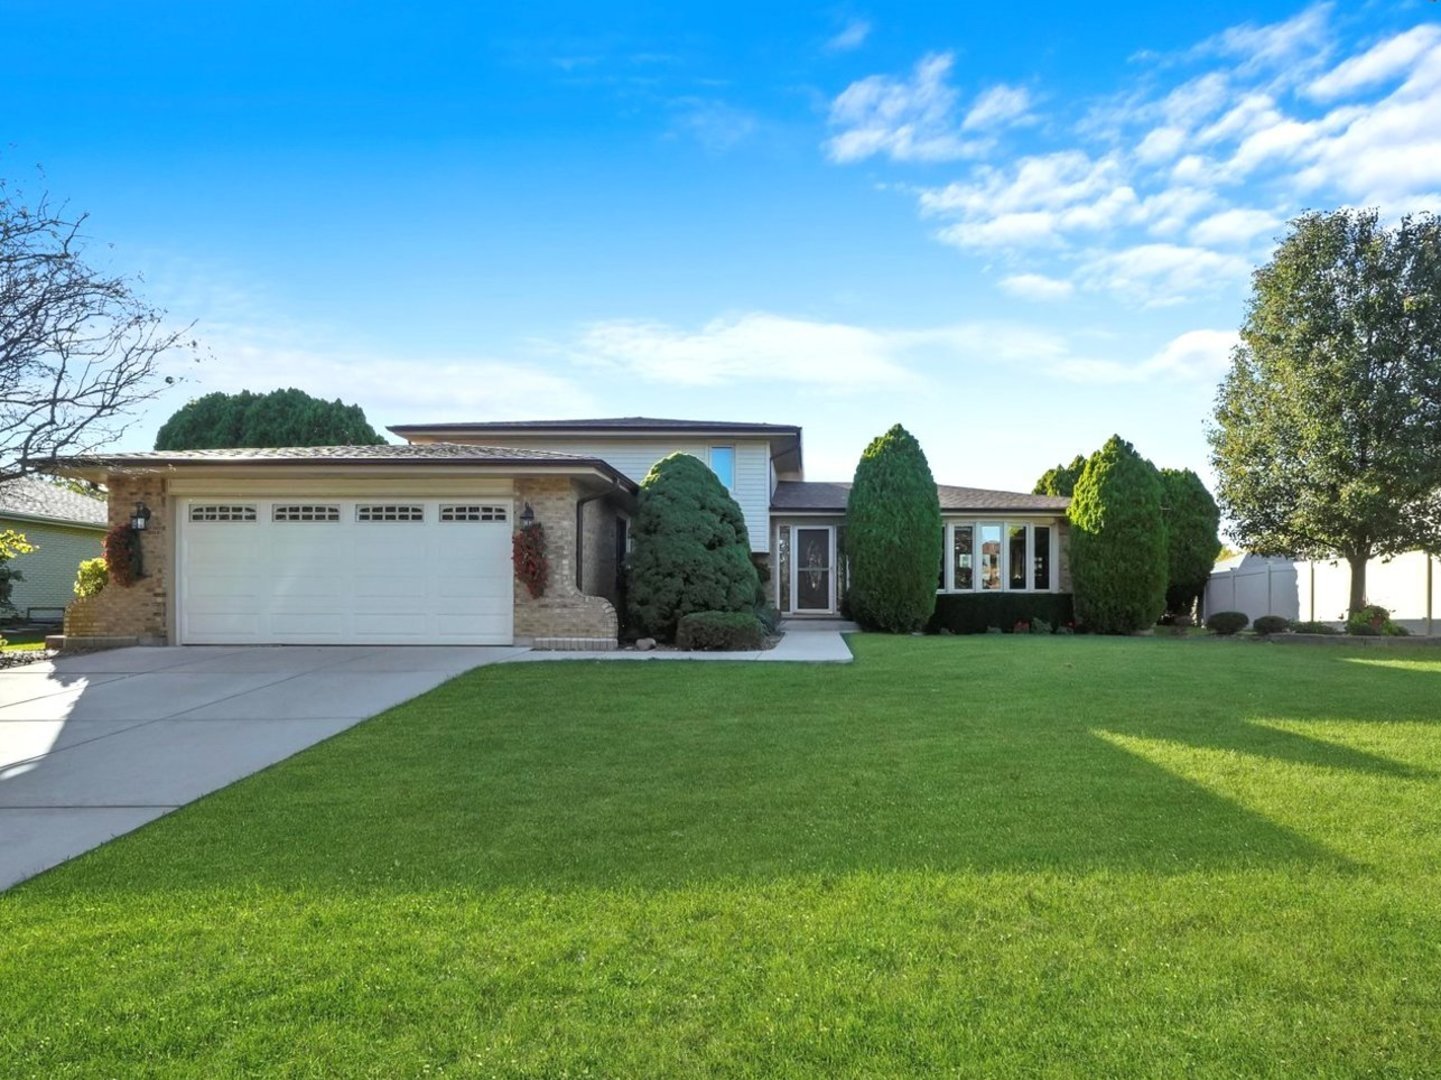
[130,501,153,532]
[519,502,536,529]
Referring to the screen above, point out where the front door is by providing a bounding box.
[792,526,835,613]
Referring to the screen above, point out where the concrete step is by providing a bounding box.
[779,618,861,633]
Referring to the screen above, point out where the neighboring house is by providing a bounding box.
[0,477,107,622]
[42,417,1071,647]
[1207,551,1440,634]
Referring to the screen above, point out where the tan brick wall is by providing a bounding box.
[63,473,169,643]
[513,477,619,641]
[579,499,621,605]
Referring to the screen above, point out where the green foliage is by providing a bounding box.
[1160,468,1221,617]
[675,611,767,651]
[1029,618,1053,635]
[0,529,36,614]
[73,556,108,598]
[1205,611,1250,636]
[752,603,781,635]
[626,453,760,641]
[155,388,387,450]
[1253,615,1290,635]
[1209,209,1441,613]
[844,424,942,633]
[1346,604,1409,637]
[1068,436,1168,634]
[1033,454,1087,497]
[1290,620,1342,635]
[928,593,1075,635]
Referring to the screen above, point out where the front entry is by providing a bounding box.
[791,526,836,614]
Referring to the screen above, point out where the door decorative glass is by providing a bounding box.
[794,527,833,612]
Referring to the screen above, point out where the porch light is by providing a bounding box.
[519,502,535,529]
[130,501,153,532]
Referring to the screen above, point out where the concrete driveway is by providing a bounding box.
[0,644,524,891]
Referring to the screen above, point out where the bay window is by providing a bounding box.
[937,520,1058,593]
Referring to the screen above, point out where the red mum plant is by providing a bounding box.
[512,522,548,598]
[104,523,143,587]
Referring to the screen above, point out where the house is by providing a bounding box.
[0,477,107,623]
[42,417,1071,647]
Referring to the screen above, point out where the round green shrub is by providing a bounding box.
[1068,436,1168,634]
[1346,604,1409,636]
[675,611,767,651]
[844,424,943,633]
[1253,614,1290,635]
[626,453,760,642]
[1290,620,1342,635]
[73,556,108,598]
[1206,611,1250,635]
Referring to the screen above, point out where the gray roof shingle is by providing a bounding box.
[0,476,108,528]
[389,416,800,435]
[42,443,639,489]
[772,480,1069,513]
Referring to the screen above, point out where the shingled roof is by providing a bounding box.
[0,476,108,528]
[772,480,1069,514]
[39,443,639,489]
[390,416,800,435]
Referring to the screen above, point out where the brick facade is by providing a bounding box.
[64,473,170,644]
[512,476,620,642]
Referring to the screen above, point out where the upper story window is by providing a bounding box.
[709,445,736,491]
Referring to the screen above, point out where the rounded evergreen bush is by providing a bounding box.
[1206,611,1250,635]
[675,611,767,651]
[844,424,943,633]
[626,452,761,642]
[1253,614,1290,635]
[1068,436,1168,634]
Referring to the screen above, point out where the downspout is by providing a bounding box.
[575,481,623,593]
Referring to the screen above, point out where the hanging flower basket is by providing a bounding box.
[105,523,143,587]
[512,522,549,598]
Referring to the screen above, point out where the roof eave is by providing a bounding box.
[0,508,107,530]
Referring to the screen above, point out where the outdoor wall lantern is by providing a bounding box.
[130,501,153,532]
[519,502,536,529]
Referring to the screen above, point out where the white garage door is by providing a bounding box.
[178,498,514,645]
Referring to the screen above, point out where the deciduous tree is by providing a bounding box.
[2,176,196,478]
[1209,209,1441,612]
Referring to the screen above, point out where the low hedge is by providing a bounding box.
[1253,615,1290,636]
[676,611,767,651]
[1206,611,1249,636]
[927,593,1075,635]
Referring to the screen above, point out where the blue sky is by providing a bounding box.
[5,0,1439,490]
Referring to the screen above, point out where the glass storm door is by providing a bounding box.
[792,527,835,613]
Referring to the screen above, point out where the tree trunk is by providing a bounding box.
[1348,553,1368,614]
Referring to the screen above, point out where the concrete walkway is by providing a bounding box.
[0,644,524,891]
[505,628,855,664]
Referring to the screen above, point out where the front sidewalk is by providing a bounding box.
[503,628,855,664]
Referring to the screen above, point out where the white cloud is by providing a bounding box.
[1202,3,1333,77]
[1078,244,1250,306]
[1048,328,1239,383]
[998,273,1075,301]
[826,52,979,162]
[962,84,1033,131]
[1188,207,1280,247]
[825,18,871,53]
[1306,23,1441,100]
[569,312,923,389]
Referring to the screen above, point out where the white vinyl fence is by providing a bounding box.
[1206,551,1441,634]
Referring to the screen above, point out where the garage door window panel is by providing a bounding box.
[273,504,341,522]
[357,504,425,522]
[189,504,258,523]
[440,504,508,522]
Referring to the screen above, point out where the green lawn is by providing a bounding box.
[4,636,1440,1077]
[0,628,46,652]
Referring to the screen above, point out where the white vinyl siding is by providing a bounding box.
[414,436,775,552]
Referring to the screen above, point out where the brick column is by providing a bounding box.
[63,473,169,644]
[512,477,618,643]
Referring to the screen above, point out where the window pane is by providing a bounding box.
[1034,526,1051,590]
[979,524,1002,590]
[709,446,736,490]
[952,525,974,590]
[1009,526,1028,589]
